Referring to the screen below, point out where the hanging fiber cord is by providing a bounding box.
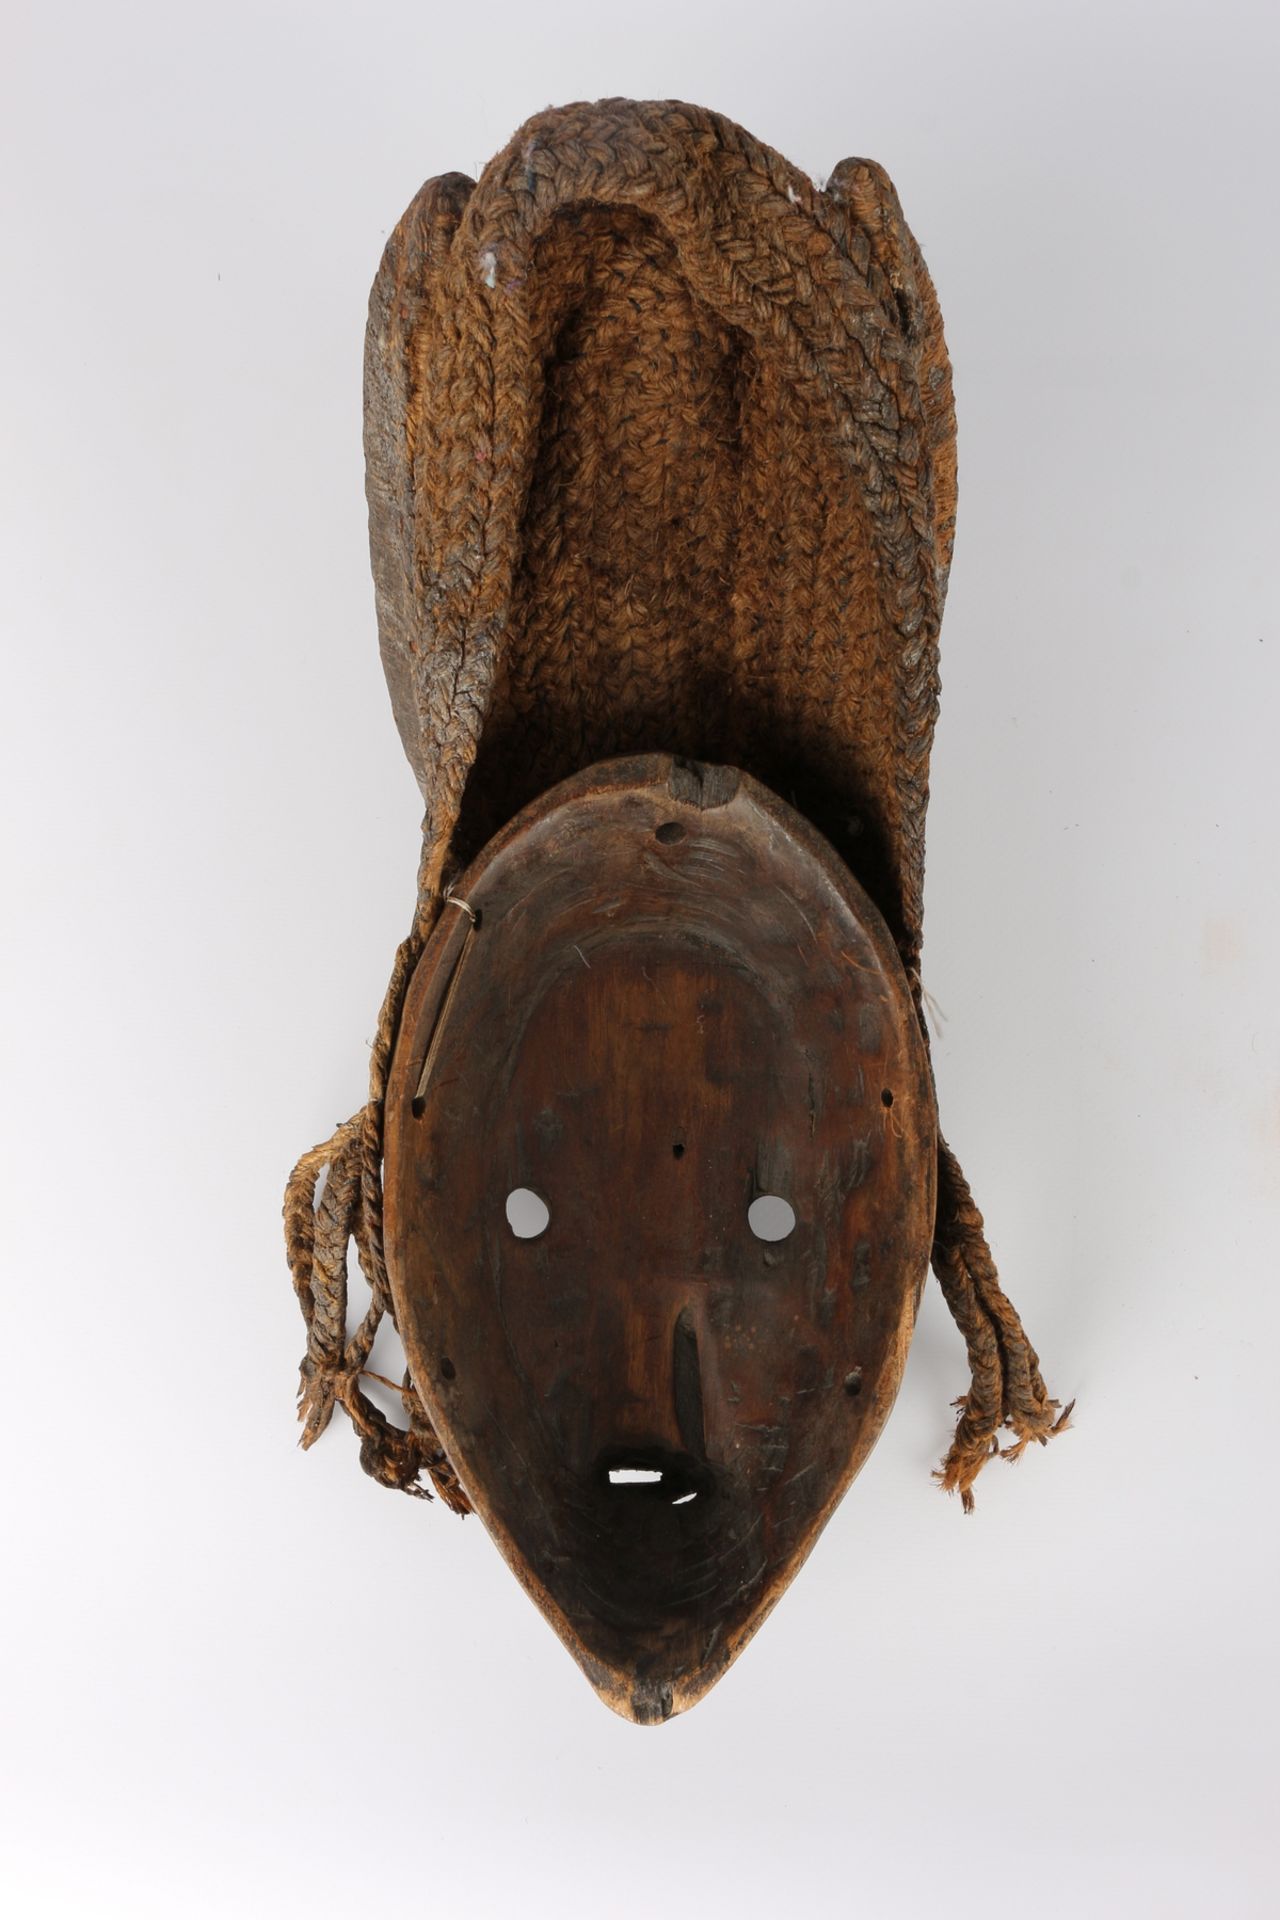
[283,924,470,1512]
[930,1139,1072,1510]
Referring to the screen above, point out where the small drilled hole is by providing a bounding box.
[672,1142,685,1159]
[411,1094,425,1119]
[844,1368,863,1397]
[655,820,686,844]
[748,1195,796,1242]
[441,1356,456,1382]
[505,1187,550,1239]
[881,1089,894,1108]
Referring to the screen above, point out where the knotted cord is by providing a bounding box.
[283,925,470,1511]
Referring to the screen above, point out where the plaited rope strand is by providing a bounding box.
[282,923,470,1511]
[931,1138,1073,1510]
[907,959,1070,1508]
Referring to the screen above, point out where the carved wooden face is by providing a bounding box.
[384,757,936,1721]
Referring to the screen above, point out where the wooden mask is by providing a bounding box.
[284,98,1068,1727]
[382,756,936,1721]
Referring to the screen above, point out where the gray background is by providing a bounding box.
[3,2,1277,1914]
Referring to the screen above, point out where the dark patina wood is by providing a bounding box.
[383,753,936,1720]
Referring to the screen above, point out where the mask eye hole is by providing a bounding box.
[747,1195,796,1242]
[505,1187,550,1239]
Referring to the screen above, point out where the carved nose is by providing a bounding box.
[672,1305,706,1455]
[603,1299,706,1461]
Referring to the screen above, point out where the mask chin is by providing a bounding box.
[545,1446,766,1712]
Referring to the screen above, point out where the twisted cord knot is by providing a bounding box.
[295,1354,343,1439]
[295,1353,371,1444]
[283,919,472,1513]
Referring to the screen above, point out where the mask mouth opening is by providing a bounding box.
[595,1446,711,1509]
[567,1444,764,1642]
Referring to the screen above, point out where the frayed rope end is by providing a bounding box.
[935,1396,1074,1514]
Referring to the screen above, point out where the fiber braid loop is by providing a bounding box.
[282,924,471,1511]
[930,1138,1073,1510]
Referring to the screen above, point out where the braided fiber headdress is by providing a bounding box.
[285,98,1068,1519]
